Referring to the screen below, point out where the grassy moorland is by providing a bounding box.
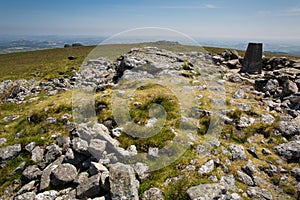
[0,44,299,199]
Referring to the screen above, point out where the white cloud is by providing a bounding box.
[258,6,300,17]
[158,4,217,9]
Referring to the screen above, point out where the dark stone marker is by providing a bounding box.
[240,43,263,74]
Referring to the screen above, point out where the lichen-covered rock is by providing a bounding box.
[50,163,77,186]
[237,170,254,186]
[31,146,44,162]
[76,174,101,199]
[142,187,164,200]
[22,165,42,183]
[14,192,36,200]
[198,160,214,175]
[0,144,21,163]
[229,144,247,161]
[35,190,58,200]
[109,162,139,200]
[247,187,272,200]
[274,141,300,161]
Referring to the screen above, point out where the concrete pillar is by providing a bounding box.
[240,43,263,74]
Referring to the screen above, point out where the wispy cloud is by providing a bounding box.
[158,4,217,9]
[258,6,300,17]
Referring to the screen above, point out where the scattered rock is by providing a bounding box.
[76,174,101,199]
[25,142,35,152]
[72,137,90,156]
[14,192,36,200]
[109,162,139,200]
[291,167,300,181]
[51,163,77,186]
[35,190,58,200]
[133,162,150,182]
[198,160,214,175]
[0,144,22,163]
[247,187,272,200]
[274,140,300,161]
[247,146,259,158]
[142,187,164,200]
[31,146,44,162]
[229,144,247,161]
[22,165,42,183]
[261,114,275,124]
[242,160,257,176]
[233,88,245,99]
[237,170,254,186]
[0,138,7,146]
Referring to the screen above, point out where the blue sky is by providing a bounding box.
[0,0,300,40]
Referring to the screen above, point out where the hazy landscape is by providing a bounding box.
[1,35,300,56]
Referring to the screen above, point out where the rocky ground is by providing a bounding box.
[0,46,299,200]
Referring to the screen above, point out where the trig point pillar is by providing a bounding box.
[240,43,263,74]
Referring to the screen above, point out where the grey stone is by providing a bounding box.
[72,137,90,156]
[142,187,164,200]
[282,80,298,97]
[133,162,150,182]
[262,148,272,155]
[88,139,107,160]
[274,140,300,161]
[45,144,62,164]
[247,146,259,159]
[291,167,300,181]
[55,188,76,200]
[263,79,279,94]
[233,88,245,99]
[229,144,247,161]
[237,170,254,186]
[148,147,159,158]
[261,114,275,124]
[11,161,26,175]
[56,136,70,149]
[25,142,36,152]
[240,43,263,74]
[0,144,22,163]
[278,120,300,137]
[238,116,255,128]
[14,192,36,200]
[109,162,139,200]
[186,183,227,200]
[35,190,58,200]
[22,165,42,182]
[31,146,44,162]
[242,160,257,176]
[88,161,108,176]
[247,187,272,200]
[39,156,64,191]
[50,163,77,186]
[45,117,57,124]
[220,174,237,191]
[16,180,36,195]
[74,172,89,185]
[76,174,101,199]
[0,138,7,146]
[198,160,214,175]
[3,115,20,122]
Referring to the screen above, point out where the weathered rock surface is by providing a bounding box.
[247,187,273,200]
[50,163,77,186]
[109,162,139,200]
[0,144,21,163]
[142,187,164,200]
[229,144,247,161]
[274,141,300,161]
